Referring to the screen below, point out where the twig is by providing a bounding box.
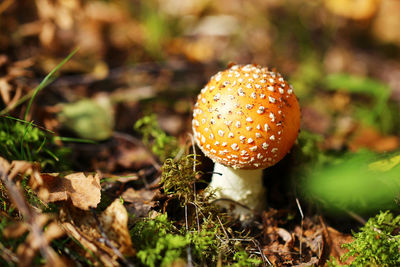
[216,215,230,241]
[185,204,189,231]
[296,198,304,263]
[345,210,367,225]
[186,246,194,267]
[254,240,273,267]
[229,238,272,266]
[188,201,225,244]
[188,133,200,233]
[0,241,19,264]
[211,197,253,212]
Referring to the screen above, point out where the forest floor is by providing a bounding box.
[1,0,400,266]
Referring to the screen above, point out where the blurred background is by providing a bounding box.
[1,0,400,212]
[1,0,400,133]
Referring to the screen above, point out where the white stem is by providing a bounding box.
[208,163,266,213]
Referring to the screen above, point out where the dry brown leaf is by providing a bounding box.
[349,126,400,152]
[322,225,353,265]
[262,210,327,266]
[0,78,13,104]
[121,187,156,217]
[40,172,101,210]
[9,160,43,189]
[2,212,66,267]
[121,187,155,203]
[0,156,11,173]
[64,172,101,210]
[83,134,155,172]
[372,0,400,45]
[60,200,135,267]
[99,199,135,256]
[3,222,28,238]
[0,55,33,109]
[324,0,381,20]
[16,223,65,267]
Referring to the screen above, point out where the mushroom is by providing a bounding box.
[192,64,300,214]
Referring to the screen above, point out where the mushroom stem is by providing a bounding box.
[209,163,266,213]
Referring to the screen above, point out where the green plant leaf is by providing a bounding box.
[302,152,400,213]
[58,99,114,141]
[324,73,390,96]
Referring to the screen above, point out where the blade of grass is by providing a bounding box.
[43,148,59,162]
[24,47,79,120]
[55,136,97,144]
[1,92,36,115]
[20,121,34,161]
[35,137,47,155]
[0,115,55,133]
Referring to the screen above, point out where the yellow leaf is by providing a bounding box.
[369,154,400,172]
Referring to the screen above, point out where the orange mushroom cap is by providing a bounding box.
[192,64,300,169]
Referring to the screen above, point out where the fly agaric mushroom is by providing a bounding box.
[192,64,300,214]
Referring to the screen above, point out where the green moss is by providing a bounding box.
[132,214,201,266]
[161,155,202,206]
[134,114,179,162]
[232,249,264,267]
[131,213,262,267]
[342,211,400,266]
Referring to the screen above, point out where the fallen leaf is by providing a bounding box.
[121,187,156,217]
[99,199,135,256]
[3,222,28,238]
[369,154,400,171]
[3,213,66,267]
[40,172,101,210]
[59,200,135,267]
[0,55,33,109]
[262,210,326,266]
[322,225,353,265]
[121,187,155,203]
[0,156,11,173]
[65,172,101,210]
[349,126,400,152]
[372,0,400,45]
[324,0,380,20]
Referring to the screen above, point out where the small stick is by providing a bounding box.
[185,204,189,231]
[296,198,304,262]
[186,246,194,267]
[216,215,230,241]
[188,133,200,233]
[0,238,19,264]
[229,238,272,266]
[345,210,367,225]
